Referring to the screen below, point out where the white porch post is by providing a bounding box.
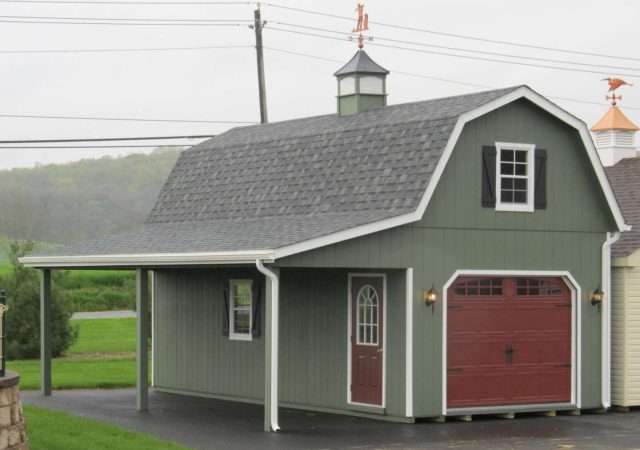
[256,260,280,432]
[40,269,52,396]
[136,268,149,411]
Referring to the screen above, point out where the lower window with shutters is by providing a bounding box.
[229,279,253,341]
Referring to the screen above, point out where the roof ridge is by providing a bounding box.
[188,85,524,152]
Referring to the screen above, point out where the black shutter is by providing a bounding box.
[482,145,497,207]
[251,282,262,338]
[222,288,230,337]
[534,149,547,209]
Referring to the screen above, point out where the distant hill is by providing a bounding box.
[0,148,182,246]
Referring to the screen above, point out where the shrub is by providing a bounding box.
[3,241,78,359]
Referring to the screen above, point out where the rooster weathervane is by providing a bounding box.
[602,77,633,106]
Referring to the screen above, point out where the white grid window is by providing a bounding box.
[496,142,535,212]
[230,280,252,341]
[357,285,379,345]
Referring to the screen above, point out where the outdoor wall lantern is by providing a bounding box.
[591,285,605,307]
[424,284,438,307]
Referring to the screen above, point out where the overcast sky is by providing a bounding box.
[0,0,638,169]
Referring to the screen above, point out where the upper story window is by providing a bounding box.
[482,143,546,211]
[230,279,253,341]
[495,142,535,212]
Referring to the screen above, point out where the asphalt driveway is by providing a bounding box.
[22,389,640,449]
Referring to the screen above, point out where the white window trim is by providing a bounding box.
[495,142,536,213]
[229,279,253,341]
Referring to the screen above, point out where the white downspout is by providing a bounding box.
[601,231,620,409]
[256,259,280,432]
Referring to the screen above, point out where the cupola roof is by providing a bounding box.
[334,50,389,77]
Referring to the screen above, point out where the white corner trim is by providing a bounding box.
[405,268,414,418]
[601,231,620,409]
[150,270,155,388]
[255,259,280,432]
[273,86,627,260]
[19,250,275,268]
[441,269,582,416]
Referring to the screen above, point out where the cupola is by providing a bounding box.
[334,50,389,117]
[591,105,639,166]
[591,78,639,166]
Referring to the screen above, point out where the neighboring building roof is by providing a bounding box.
[591,106,639,132]
[334,50,389,76]
[606,158,640,257]
[22,85,627,267]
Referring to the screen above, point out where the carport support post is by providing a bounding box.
[40,269,52,396]
[136,268,149,411]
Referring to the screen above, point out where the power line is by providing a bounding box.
[0,44,252,54]
[263,3,640,63]
[264,46,640,112]
[273,22,640,74]
[265,26,640,79]
[0,0,249,4]
[0,134,215,144]
[265,47,494,90]
[0,19,249,26]
[0,113,256,124]
[0,145,191,149]
[0,14,253,22]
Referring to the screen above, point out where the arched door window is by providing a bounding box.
[357,285,379,345]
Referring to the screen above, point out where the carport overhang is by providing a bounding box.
[20,251,282,433]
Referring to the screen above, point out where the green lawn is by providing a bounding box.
[9,317,140,390]
[0,263,10,277]
[24,404,190,450]
[69,317,136,354]
[9,357,141,391]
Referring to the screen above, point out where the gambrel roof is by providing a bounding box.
[22,86,627,267]
[606,157,640,257]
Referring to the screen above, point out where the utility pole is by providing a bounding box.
[252,5,268,124]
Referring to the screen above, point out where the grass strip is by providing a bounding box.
[8,357,141,391]
[24,404,190,450]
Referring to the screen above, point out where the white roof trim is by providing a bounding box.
[21,86,627,268]
[273,86,627,259]
[19,250,275,268]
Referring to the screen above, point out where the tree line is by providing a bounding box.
[0,148,182,246]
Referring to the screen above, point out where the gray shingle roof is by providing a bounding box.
[33,86,521,259]
[606,157,640,257]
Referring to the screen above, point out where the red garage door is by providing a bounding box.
[447,276,572,409]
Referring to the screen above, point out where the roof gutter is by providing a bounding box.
[601,231,620,410]
[19,250,275,269]
[255,259,280,432]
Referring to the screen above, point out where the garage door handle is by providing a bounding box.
[505,344,516,364]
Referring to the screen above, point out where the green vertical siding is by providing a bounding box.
[277,99,615,417]
[154,267,408,418]
[154,268,265,400]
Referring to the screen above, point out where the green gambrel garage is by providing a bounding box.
[22,50,628,431]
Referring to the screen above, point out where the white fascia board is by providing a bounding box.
[274,86,627,260]
[19,250,275,268]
